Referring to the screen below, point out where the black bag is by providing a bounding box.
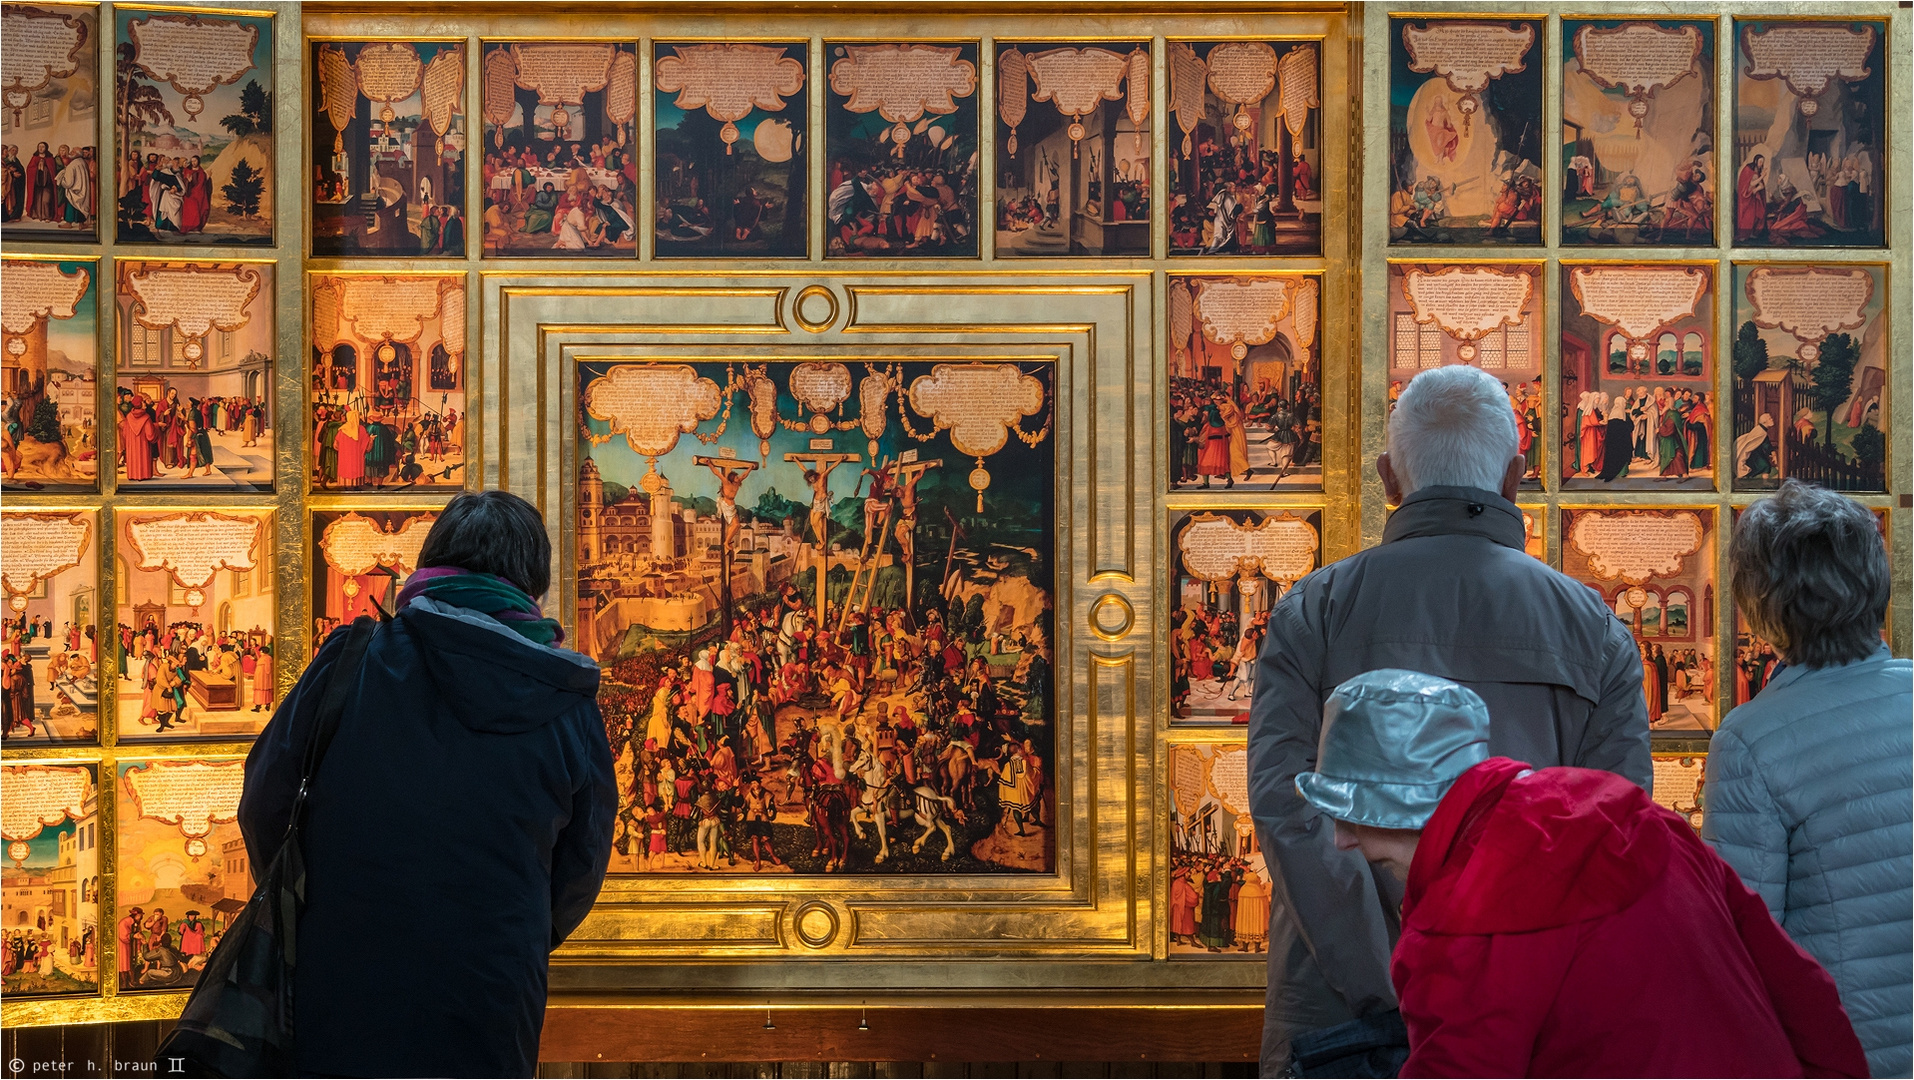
[1284,1009,1411,1078]
[155,615,382,1078]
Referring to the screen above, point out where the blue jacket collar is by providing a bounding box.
[1761,643,1893,696]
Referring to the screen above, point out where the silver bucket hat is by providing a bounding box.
[1294,669,1491,830]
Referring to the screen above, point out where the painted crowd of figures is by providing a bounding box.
[1565,389,1715,482]
[482,141,637,252]
[1641,641,1713,726]
[1,143,96,229]
[599,580,1052,874]
[1170,605,1270,716]
[1169,854,1271,953]
[116,391,267,481]
[3,924,94,981]
[116,906,218,990]
[311,403,464,488]
[122,155,214,235]
[1,616,98,738]
[1171,378,1322,489]
[122,620,274,733]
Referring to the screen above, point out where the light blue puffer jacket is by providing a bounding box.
[1704,646,1912,1079]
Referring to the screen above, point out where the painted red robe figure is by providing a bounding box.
[179,164,212,232]
[1735,155,1768,238]
[120,403,158,481]
[1170,867,1200,941]
[332,413,369,485]
[24,144,59,220]
[252,648,273,710]
[1196,402,1232,482]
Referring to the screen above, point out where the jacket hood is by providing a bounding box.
[1403,757,1674,935]
[397,596,600,734]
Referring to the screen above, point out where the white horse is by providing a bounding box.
[909,785,968,860]
[848,748,895,863]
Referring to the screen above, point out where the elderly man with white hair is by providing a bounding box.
[1247,364,1651,1077]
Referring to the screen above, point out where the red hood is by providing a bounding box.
[1403,758,1675,935]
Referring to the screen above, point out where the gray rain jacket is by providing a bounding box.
[1704,645,1913,1079]
[1246,486,1652,1074]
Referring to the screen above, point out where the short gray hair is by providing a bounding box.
[1386,365,1519,492]
[1731,479,1889,668]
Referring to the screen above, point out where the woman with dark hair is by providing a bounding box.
[239,489,615,1077]
[1704,479,1911,1078]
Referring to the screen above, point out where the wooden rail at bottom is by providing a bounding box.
[539,1000,1264,1063]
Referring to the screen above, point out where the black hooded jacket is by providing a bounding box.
[238,596,615,1077]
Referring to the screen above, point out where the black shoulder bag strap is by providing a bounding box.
[277,610,382,969]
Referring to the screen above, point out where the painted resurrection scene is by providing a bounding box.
[114,5,275,245]
[1388,18,1545,245]
[577,359,1056,875]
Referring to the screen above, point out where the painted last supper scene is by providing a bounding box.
[575,359,1056,875]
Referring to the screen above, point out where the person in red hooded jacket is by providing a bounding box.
[1296,669,1867,1079]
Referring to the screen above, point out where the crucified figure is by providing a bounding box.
[799,458,852,549]
[858,463,898,557]
[695,457,759,550]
